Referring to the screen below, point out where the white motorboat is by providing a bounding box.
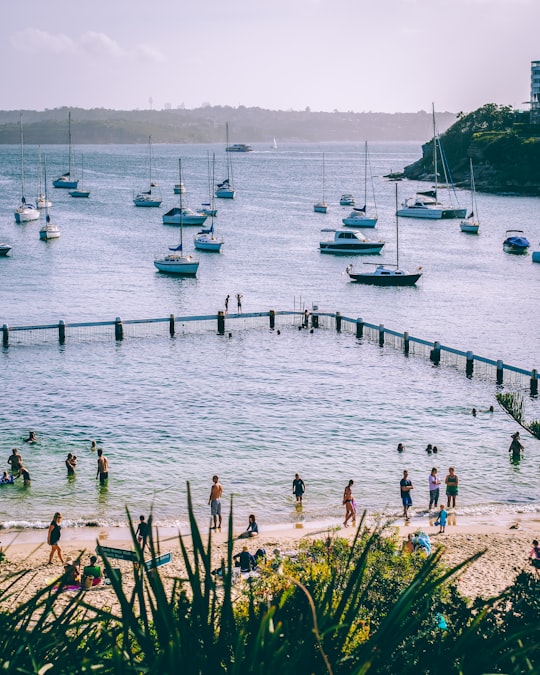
[342,141,378,227]
[319,228,384,255]
[347,184,422,286]
[226,143,253,152]
[339,194,355,206]
[154,159,199,276]
[314,153,328,213]
[398,105,466,220]
[52,112,78,189]
[173,182,186,194]
[133,137,162,207]
[14,115,39,223]
[216,123,236,199]
[459,159,479,234]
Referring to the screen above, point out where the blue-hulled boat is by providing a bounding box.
[52,112,78,189]
[503,230,530,254]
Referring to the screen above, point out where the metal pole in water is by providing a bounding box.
[269,310,275,329]
[378,324,384,347]
[217,311,225,335]
[356,317,364,339]
[115,317,124,341]
[531,369,538,397]
[169,314,175,337]
[58,320,66,345]
[403,331,410,356]
[2,324,8,348]
[466,351,474,378]
[336,312,341,333]
[496,360,504,385]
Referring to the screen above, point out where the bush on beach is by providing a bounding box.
[0,486,537,674]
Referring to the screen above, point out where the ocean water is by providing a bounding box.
[0,141,539,531]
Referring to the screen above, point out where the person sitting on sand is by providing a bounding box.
[233,546,256,573]
[63,557,80,586]
[82,555,102,587]
[238,514,258,538]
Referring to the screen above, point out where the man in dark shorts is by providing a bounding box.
[208,475,223,529]
[136,515,150,552]
[400,470,413,519]
[96,448,109,485]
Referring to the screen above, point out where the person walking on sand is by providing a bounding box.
[429,467,441,510]
[96,448,109,485]
[47,512,64,564]
[136,515,150,552]
[236,293,243,312]
[343,480,356,527]
[292,473,306,503]
[445,467,459,508]
[208,475,223,529]
[7,448,22,474]
[400,470,413,519]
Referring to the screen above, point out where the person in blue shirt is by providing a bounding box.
[400,470,413,519]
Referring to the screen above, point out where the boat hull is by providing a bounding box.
[0,244,11,256]
[134,198,162,207]
[319,243,384,255]
[36,196,52,209]
[397,206,466,219]
[532,251,540,263]
[314,203,328,214]
[39,226,60,240]
[154,256,199,275]
[342,216,378,228]
[53,177,78,189]
[162,209,207,226]
[503,244,529,254]
[14,206,40,223]
[215,189,235,199]
[69,190,90,198]
[347,267,422,286]
[460,221,479,234]
[194,238,223,252]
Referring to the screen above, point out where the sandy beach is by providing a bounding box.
[1,510,538,610]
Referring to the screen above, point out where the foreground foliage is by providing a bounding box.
[0,489,538,674]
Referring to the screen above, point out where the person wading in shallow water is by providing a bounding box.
[96,448,109,485]
[343,480,356,527]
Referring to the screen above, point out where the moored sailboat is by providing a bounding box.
[52,112,78,189]
[39,158,60,240]
[347,185,422,285]
[154,159,199,275]
[460,158,480,234]
[195,154,223,252]
[215,123,236,199]
[313,152,328,213]
[69,155,90,198]
[342,141,378,228]
[36,146,51,209]
[14,114,39,223]
[133,136,162,207]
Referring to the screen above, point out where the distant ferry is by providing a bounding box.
[226,143,253,153]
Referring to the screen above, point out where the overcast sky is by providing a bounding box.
[3,0,538,113]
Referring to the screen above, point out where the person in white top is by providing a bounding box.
[428,467,441,510]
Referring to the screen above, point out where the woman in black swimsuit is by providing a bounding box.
[47,512,64,564]
[343,480,356,527]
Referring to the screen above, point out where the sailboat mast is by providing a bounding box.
[432,103,438,200]
[19,113,25,200]
[178,158,183,247]
[68,112,72,177]
[363,140,368,208]
[395,183,400,269]
[148,136,152,187]
[322,152,326,202]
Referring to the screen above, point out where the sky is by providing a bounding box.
[2,0,539,114]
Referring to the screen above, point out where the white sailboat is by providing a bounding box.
[313,153,328,213]
[36,146,51,209]
[195,154,223,252]
[14,114,40,223]
[162,159,207,226]
[271,137,278,149]
[347,184,422,285]
[397,104,466,220]
[134,136,162,207]
[39,157,60,240]
[215,123,236,199]
[459,158,479,234]
[69,155,90,198]
[52,112,78,189]
[154,159,199,275]
[342,141,378,228]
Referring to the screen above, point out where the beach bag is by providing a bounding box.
[434,519,440,526]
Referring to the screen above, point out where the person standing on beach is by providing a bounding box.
[136,515,150,552]
[435,504,447,533]
[208,475,223,529]
[47,512,64,564]
[96,448,109,485]
[236,293,243,312]
[445,467,459,508]
[8,448,22,474]
[400,470,413,519]
[343,480,356,527]
[292,473,306,503]
[429,467,440,510]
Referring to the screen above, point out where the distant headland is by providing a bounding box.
[401,104,540,196]
[0,106,456,144]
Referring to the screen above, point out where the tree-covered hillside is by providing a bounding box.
[403,104,540,194]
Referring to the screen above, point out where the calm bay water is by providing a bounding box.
[0,141,539,531]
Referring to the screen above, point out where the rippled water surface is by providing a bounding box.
[0,141,539,530]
